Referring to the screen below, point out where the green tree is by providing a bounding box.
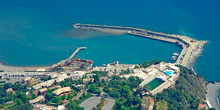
[31,93,37,99]
[208,108,216,110]
[45,93,53,100]
[122,85,130,94]
[14,103,33,110]
[61,95,66,100]
[93,75,100,83]
[65,100,84,110]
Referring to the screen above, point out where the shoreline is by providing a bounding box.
[186,41,208,69]
[187,41,208,75]
[0,63,51,72]
[206,82,220,110]
[0,23,218,109]
[0,62,50,68]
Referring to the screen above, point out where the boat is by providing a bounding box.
[171,56,177,61]
[173,52,179,56]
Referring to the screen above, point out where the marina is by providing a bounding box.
[73,23,208,68]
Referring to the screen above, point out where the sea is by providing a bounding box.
[0,0,219,104]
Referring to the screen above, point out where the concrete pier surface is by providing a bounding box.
[73,23,208,68]
[52,47,87,68]
[206,82,220,110]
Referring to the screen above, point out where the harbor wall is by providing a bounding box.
[73,23,208,68]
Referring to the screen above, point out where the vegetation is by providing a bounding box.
[0,61,209,110]
[92,98,105,110]
[0,82,32,109]
[154,65,206,110]
[88,84,101,95]
[75,91,93,105]
[119,69,130,75]
[44,79,81,106]
[40,76,52,81]
[65,100,84,110]
[208,108,216,110]
[135,60,162,68]
[0,81,6,83]
[87,75,143,110]
[156,100,167,110]
[91,71,108,77]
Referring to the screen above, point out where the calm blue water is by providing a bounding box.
[0,0,220,99]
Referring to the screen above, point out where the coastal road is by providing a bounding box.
[206,82,220,110]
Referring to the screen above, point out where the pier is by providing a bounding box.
[68,47,87,61]
[73,23,208,68]
[52,47,87,68]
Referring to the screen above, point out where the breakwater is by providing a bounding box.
[73,23,208,68]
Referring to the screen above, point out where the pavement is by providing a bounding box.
[80,96,115,110]
[206,82,220,110]
[101,98,115,110]
[80,96,102,110]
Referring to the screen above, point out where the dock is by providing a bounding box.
[73,23,208,68]
[68,47,87,61]
[52,47,87,68]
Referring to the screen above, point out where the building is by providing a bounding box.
[198,103,206,110]
[49,85,61,89]
[75,84,84,90]
[33,104,57,110]
[58,105,66,110]
[39,88,48,95]
[72,74,81,80]
[83,78,93,83]
[92,62,136,76]
[33,79,55,90]
[22,77,39,86]
[32,74,68,90]
[141,96,154,110]
[157,62,167,71]
[33,90,39,96]
[52,86,71,96]
[29,95,45,104]
[139,62,180,95]
[169,65,180,73]
[74,71,87,78]
[55,74,68,82]
[5,101,14,105]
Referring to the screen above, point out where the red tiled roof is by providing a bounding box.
[33,90,39,96]
[198,103,204,109]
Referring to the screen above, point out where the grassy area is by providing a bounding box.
[2,103,16,110]
[157,101,167,110]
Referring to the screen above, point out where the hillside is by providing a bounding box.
[154,66,207,110]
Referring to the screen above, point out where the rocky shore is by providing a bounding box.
[187,41,208,69]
